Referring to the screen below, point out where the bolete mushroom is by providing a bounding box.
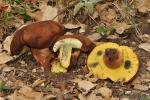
[10,20,81,70]
[52,35,96,72]
[31,48,54,70]
[51,60,67,73]
[10,20,66,56]
[87,42,139,82]
[53,38,82,68]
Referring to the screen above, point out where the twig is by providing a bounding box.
[66,9,81,24]
[129,16,143,42]
[111,84,149,95]
[17,69,40,78]
[88,14,99,26]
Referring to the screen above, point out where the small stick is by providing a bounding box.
[66,9,81,24]
[88,14,99,26]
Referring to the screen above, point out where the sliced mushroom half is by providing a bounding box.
[53,38,83,68]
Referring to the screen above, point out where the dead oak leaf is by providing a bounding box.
[139,41,150,52]
[0,52,13,64]
[97,87,112,99]
[7,86,44,100]
[0,1,11,12]
[96,3,109,13]
[27,2,58,21]
[40,5,58,21]
[78,80,97,93]
[111,22,131,34]
[3,35,13,54]
[96,3,117,24]
[27,11,43,21]
[135,0,150,13]
[133,84,149,91]
[98,9,117,24]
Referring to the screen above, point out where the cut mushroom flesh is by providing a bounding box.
[53,38,82,68]
[51,61,67,73]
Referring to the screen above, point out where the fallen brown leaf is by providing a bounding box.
[97,87,112,100]
[87,92,103,100]
[133,84,149,91]
[78,80,97,93]
[111,22,131,34]
[14,80,24,87]
[23,91,43,98]
[87,33,101,41]
[0,2,11,12]
[139,41,150,52]
[2,66,14,72]
[135,0,150,13]
[31,79,46,88]
[18,86,32,93]
[96,3,109,13]
[27,1,58,21]
[3,36,13,54]
[0,52,13,64]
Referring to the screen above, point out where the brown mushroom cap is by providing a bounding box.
[10,20,66,55]
[103,48,123,69]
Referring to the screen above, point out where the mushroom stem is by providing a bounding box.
[59,45,73,68]
[31,48,54,70]
[103,48,123,69]
[70,50,81,66]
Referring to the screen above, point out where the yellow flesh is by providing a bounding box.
[59,45,72,68]
[51,44,73,73]
[53,38,82,69]
[87,42,139,82]
[51,61,67,73]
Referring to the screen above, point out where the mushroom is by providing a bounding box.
[53,35,96,52]
[10,20,66,56]
[53,38,82,68]
[51,60,67,73]
[51,35,96,72]
[31,48,54,70]
[103,48,123,69]
[87,42,139,82]
[10,20,71,70]
[10,20,96,71]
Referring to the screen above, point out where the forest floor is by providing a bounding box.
[0,0,150,100]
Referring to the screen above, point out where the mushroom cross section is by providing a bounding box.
[53,38,83,68]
